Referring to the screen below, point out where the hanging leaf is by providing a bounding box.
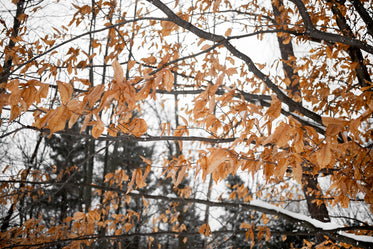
[135,168,146,188]
[316,144,332,167]
[275,157,288,178]
[225,28,232,36]
[213,0,222,11]
[85,85,104,108]
[173,125,188,137]
[38,83,49,100]
[68,113,80,129]
[265,95,281,121]
[205,148,234,176]
[72,212,85,221]
[112,59,124,84]
[198,224,211,236]
[142,55,157,64]
[57,81,73,105]
[48,106,70,135]
[160,21,177,36]
[9,105,21,122]
[293,127,304,153]
[91,116,104,139]
[292,163,303,184]
[175,165,187,187]
[130,118,147,137]
[163,69,174,92]
[262,122,290,147]
[22,84,38,109]
[240,222,251,229]
[127,170,137,193]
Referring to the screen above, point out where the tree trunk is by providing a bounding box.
[0,0,26,88]
[83,1,97,212]
[271,0,301,101]
[175,97,187,249]
[272,1,331,243]
[328,0,371,88]
[202,175,213,249]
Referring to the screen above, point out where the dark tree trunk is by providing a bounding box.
[0,0,26,88]
[272,1,331,244]
[272,0,301,101]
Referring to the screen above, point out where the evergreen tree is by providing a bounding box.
[97,138,155,249]
[216,174,261,249]
[151,141,204,248]
[265,218,312,249]
[28,124,88,224]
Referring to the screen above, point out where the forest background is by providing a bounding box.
[0,0,373,248]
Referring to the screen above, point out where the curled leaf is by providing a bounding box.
[131,118,147,137]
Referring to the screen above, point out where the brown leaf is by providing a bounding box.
[135,168,147,188]
[68,113,80,128]
[213,0,222,11]
[163,69,174,92]
[208,95,216,113]
[326,46,332,59]
[201,44,212,50]
[86,85,104,108]
[99,89,119,109]
[173,125,188,137]
[9,105,21,122]
[262,122,289,147]
[225,28,232,36]
[22,85,37,109]
[57,81,73,105]
[265,95,281,121]
[205,149,233,176]
[127,170,137,193]
[92,116,104,138]
[48,106,70,134]
[67,99,83,113]
[225,67,237,76]
[293,128,304,153]
[325,123,343,136]
[112,59,124,84]
[240,222,251,229]
[292,163,302,184]
[198,224,211,236]
[322,117,348,127]
[130,118,147,137]
[72,212,85,221]
[38,83,49,100]
[80,113,92,133]
[142,55,157,64]
[275,157,288,178]
[160,21,177,36]
[175,166,187,187]
[0,93,10,108]
[316,143,332,168]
